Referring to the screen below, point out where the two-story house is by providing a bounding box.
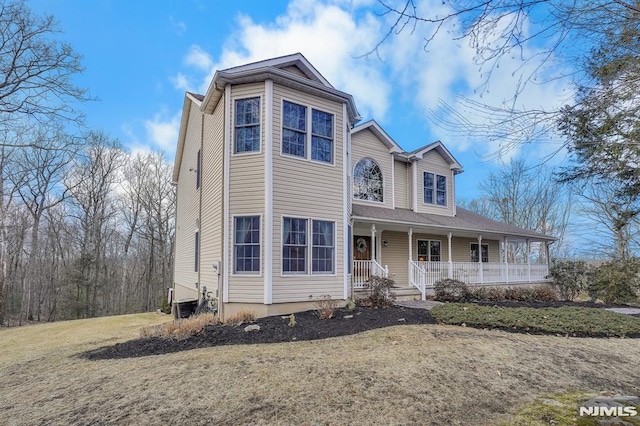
[172,53,554,319]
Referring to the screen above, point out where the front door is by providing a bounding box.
[354,236,371,260]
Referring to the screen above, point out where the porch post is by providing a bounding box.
[447,232,453,279]
[408,228,413,262]
[526,239,531,282]
[503,236,509,283]
[545,241,551,272]
[370,224,376,261]
[478,234,483,284]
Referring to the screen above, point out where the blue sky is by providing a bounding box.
[28,0,573,202]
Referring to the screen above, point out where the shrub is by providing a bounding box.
[431,303,640,338]
[467,286,503,302]
[160,297,172,315]
[224,309,256,325]
[434,279,470,302]
[531,286,559,302]
[588,259,640,304]
[361,276,396,307]
[140,313,219,340]
[313,295,339,319]
[547,260,590,301]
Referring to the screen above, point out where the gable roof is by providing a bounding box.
[199,53,360,124]
[407,141,463,173]
[352,204,555,241]
[352,120,403,153]
[172,92,203,183]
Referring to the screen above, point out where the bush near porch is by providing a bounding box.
[430,303,640,338]
[433,279,558,303]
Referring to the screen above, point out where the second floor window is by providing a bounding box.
[282,101,306,158]
[424,172,447,206]
[353,158,383,202]
[282,100,334,164]
[235,97,260,153]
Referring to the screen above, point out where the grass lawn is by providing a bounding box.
[1,313,639,425]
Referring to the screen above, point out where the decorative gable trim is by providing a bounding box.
[351,120,403,153]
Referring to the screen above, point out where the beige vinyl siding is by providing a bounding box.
[394,160,409,209]
[173,101,202,299]
[271,83,345,302]
[351,128,393,209]
[199,95,225,297]
[450,237,499,263]
[415,150,455,216]
[379,231,410,287]
[281,65,308,79]
[227,83,266,303]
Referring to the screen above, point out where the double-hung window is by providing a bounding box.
[282,100,333,164]
[282,101,306,158]
[311,109,333,163]
[312,220,334,273]
[471,243,489,263]
[235,98,260,153]
[282,217,307,273]
[234,216,260,273]
[424,172,447,206]
[196,149,201,189]
[283,218,335,274]
[417,239,441,262]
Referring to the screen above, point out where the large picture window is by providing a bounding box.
[235,97,260,153]
[471,243,489,263]
[353,158,383,202]
[424,172,447,206]
[281,100,333,164]
[283,217,307,273]
[234,216,260,273]
[312,220,334,273]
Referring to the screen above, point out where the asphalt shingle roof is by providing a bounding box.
[352,204,555,241]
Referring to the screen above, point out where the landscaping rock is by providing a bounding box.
[398,318,406,322]
[343,315,353,319]
[244,325,261,332]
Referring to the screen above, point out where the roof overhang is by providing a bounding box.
[352,215,555,242]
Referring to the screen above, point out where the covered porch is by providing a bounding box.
[350,206,554,300]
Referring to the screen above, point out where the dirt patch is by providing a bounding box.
[83,305,436,360]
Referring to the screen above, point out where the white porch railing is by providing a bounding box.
[415,261,549,288]
[352,259,388,289]
[409,260,427,300]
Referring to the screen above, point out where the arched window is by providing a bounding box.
[353,158,383,202]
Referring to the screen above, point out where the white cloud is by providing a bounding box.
[170,16,187,35]
[175,0,392,120]
[144,112,181,153]
[185,45,213,71]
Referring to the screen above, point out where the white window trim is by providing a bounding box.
[279,97,336,167]
[231,214,263,276]
[231,95,263,157]
[422,171,448,207]
[416,239,442,262]
[280,215,338,277]
[352,157,384,204]
[470,242,489,263]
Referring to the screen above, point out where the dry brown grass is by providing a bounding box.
[223,309,256,325]
[1,314,639,425]
[140,313,219,340]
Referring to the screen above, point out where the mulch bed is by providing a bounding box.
[82,305,436,360]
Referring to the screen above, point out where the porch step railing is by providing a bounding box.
[409,260,427,300]
[352,260,388,289]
